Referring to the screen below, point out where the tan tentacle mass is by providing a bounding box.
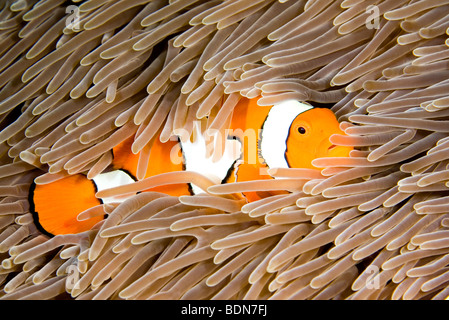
[0,0,449,300]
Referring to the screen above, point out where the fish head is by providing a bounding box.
[285,108,352,169]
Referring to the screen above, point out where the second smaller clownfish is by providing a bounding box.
[29,98,352,237]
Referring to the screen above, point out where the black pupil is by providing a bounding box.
[298,127,306,134]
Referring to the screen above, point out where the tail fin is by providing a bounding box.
[30,174,103,236]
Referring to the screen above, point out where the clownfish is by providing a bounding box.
[212,98,353,201]
[29,98,352,236]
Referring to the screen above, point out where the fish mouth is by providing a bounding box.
[317,139,338,157]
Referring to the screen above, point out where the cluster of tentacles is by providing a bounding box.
[0,0,449,300]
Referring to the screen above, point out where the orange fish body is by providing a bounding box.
[30,97,352,236]
[224,98,274,201]
[111,135,190,197]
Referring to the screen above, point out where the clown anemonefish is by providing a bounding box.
[218,98,353,201]
[29,98,352,236]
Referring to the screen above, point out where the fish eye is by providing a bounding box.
[298,127,306,134]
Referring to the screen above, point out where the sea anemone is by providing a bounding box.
[0,0,449,300]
